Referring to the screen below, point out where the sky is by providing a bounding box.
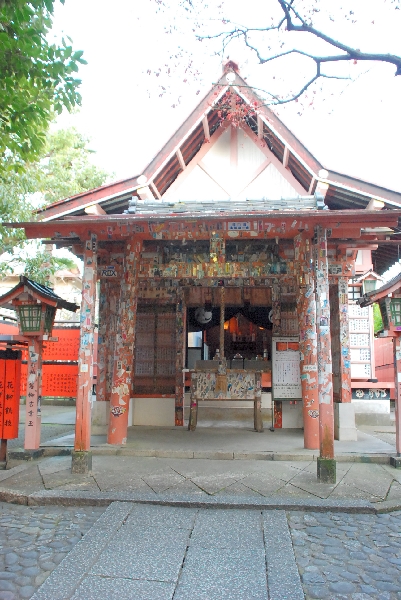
[50,0,401,192]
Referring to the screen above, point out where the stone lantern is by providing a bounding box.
[377,296,401,333]
[358,272,401,467]
[0,276,78,451]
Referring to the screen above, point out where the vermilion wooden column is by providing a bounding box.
[96,278,108,403]
[271,282,281,429]
[24,338,43,450]
[294,233,319,450]
[271,283,281,335]
[108,240,141,445]
[175,289,186,426]
[106,282,120,402]
[72,234,97,473]
[393,335,401,458]
[314,226,336,482]
[337,277,352,403]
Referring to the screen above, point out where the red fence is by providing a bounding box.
[375,336,395,398]
[0,323,80,398]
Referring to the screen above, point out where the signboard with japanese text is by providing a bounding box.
[272,336,302,400]
[0,349,21,439]
[20,363,78,397]
[0,326,81,363]
[41,329,80,361]
[41,365,78,396]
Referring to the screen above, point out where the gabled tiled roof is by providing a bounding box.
[0,276,79,312]
[26,65,401,274]
[37,66,401,221]
[358,272,401,307]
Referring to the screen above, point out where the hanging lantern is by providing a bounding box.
[0,276,78,338]
[17,302,42,334]
[15,302,57,335]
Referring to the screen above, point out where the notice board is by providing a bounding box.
[272,336,302,400]
[0,349,21,439]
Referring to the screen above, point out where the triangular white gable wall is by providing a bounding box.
[165,165,230,201]
[237,163,301,201]
[165,125,300,202]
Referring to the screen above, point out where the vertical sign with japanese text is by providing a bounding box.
[0,349,21,439]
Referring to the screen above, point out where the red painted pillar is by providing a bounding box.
[294,233,319,450]
[337,277,352,402]
[73,234,97,472]
[271,282,282,428]
[271,283,281,335]
[24,338,43,450]
[106,282,120,402]
[314,226,336,482]
[108,240,141,445]
[394,335,401,457]
[175,289,186,426]
[96,279,108,403]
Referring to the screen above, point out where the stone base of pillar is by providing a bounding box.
[334,403,357,441]
[390,456,401,469]
[317,457,336,483]
[71,451,92,474]
[8,449,44,461]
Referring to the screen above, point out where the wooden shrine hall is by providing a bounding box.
[8,64,401,480]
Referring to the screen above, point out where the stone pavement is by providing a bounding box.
[0,500,401,599]
[2,453,401,512]
[12,502,401,600]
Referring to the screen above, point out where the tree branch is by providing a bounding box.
[277,0,401,75]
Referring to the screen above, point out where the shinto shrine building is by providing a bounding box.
[9,64,401,478]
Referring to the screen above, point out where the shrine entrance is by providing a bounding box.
[13,206,401,481]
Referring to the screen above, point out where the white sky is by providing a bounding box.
[51,0,401,192]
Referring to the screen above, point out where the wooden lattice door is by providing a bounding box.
[133,305,176,394]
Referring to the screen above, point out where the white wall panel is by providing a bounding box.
[237,163,299,200]
[166,165,229,201]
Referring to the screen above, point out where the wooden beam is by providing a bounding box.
[202,116,210,142]
[241,122,307,195]
[230,125,238,168]
[149,181,162,200]
[84,204,106,216]
[308,176,316,194]
[257,115,263,140]
[176,149,186,172]
[366,198,385,210]
[315,181,329,205]
[336,244,379,251]
[137,186,155,201]
[337,240,401,245]
[142,84,228,183]
[283,146,290,169]
[163,122,230,198]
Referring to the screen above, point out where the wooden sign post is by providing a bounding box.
[0,348,22,460]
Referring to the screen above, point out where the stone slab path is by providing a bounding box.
[26,502,401,600]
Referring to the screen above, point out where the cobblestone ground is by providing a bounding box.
[0,502,105,600]
[289,511,401,599]
[1,501,401,599]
